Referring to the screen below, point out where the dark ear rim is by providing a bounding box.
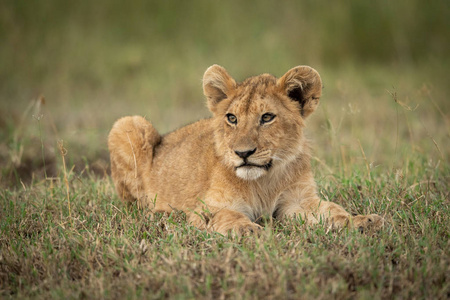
[203,65,236,113]
[277,65,322,118]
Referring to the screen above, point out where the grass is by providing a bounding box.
[1,160,448,299]
[1,1,449,299]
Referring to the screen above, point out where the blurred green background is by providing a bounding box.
[1,0,449,186]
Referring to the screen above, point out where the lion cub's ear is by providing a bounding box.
[277,66,322,118]
[203,65,236,114]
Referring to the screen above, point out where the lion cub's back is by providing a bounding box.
[149,118,218,205]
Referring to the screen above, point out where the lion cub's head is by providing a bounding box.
[203,65,322,180]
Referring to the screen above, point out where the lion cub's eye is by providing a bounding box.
[261,113,276,124]
[226,113,237,124]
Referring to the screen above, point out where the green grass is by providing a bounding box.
[1,162,448,299]
[1,1,449,299]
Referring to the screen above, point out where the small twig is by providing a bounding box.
[311,156,333,174]
[387,89,418,111]
[34,96,48,180]
[111,204,124,215]
[357,139,371,181]
[406,180,436,191]
[58,140,72,222]
[419,119,444,160]
[20,179,27,191]
[423,85,449,135]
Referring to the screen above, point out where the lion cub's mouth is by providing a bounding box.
[236,160,272,171]
[234,160,272,180]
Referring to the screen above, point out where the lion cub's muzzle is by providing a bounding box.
[233,148,273,180]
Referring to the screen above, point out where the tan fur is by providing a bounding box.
[108,65,383,235]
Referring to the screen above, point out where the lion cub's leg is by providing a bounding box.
[279,196,383,231]
[108,116,161,205]
[188,207,262,235]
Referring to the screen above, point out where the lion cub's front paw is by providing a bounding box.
[234,222,263,236]
[213,220,263,236]
[351,214,384,232]
[189,210,263,235]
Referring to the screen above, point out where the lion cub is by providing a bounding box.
[108,65,383,234]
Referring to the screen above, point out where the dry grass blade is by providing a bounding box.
[58,139,72,221]
[357,139,371,181]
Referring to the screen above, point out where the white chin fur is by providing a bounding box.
[236,167,266,180]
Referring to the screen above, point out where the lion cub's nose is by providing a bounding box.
[235,148,256,159]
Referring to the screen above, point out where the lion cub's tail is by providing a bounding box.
[108,116,161,205]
